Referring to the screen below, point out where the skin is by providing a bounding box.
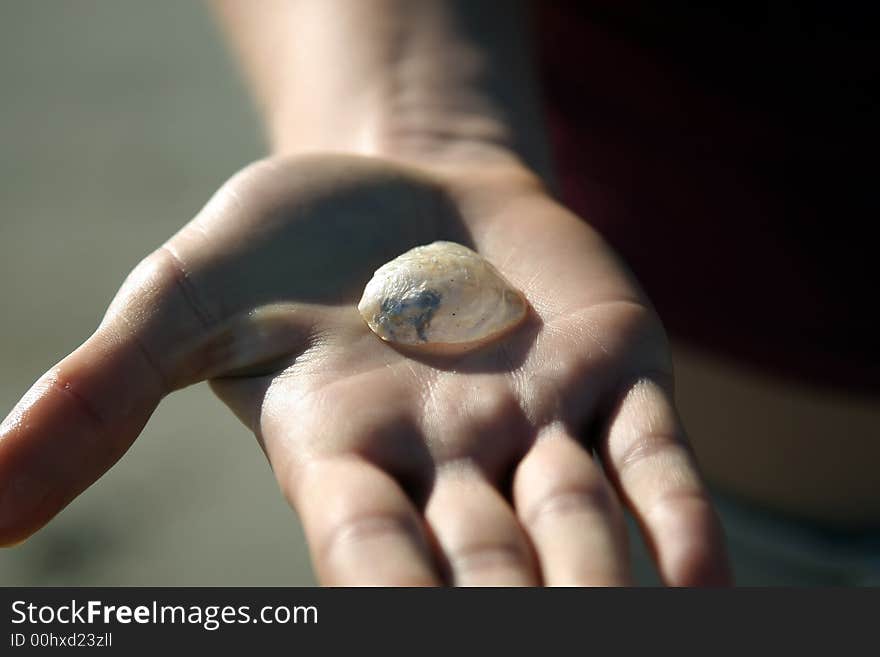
[674,345,880,527]
[0,1,732,585]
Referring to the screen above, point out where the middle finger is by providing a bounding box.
[426,464,539,586]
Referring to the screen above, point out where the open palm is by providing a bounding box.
[0,154,729,585]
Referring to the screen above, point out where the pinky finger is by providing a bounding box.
[599,377,732,586]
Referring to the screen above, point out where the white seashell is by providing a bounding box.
[358,241,527,350]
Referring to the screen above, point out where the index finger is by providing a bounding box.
[291,457,441,586]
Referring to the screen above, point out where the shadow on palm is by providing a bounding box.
[178,155,547,384]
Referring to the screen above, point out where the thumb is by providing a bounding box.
[0,245,209,545]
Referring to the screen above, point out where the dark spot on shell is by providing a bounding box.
[378,290,442,342]
[380,297,403,316]
[412,289,441,341]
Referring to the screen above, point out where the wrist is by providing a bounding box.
[218,0,554,183]
[267,98,539,176]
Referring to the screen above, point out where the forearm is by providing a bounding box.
[211,0,552,178]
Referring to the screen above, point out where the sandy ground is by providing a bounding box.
[0,1,315,585]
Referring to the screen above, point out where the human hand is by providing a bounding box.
[0,153,730,585]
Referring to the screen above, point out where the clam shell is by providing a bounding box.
[358,241,527,350]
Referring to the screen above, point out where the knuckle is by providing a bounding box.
[318,510,422,564]
[524,479,618,530]
[110,247,211,332]
[150,246,215,329]
[102,247,215,389]
[614,429,689,479]
[445,540,532,580]
[647,486,713,523]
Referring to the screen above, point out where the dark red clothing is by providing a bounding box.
[535,2,878,391]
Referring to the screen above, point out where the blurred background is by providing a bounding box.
[0,0,315,585]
